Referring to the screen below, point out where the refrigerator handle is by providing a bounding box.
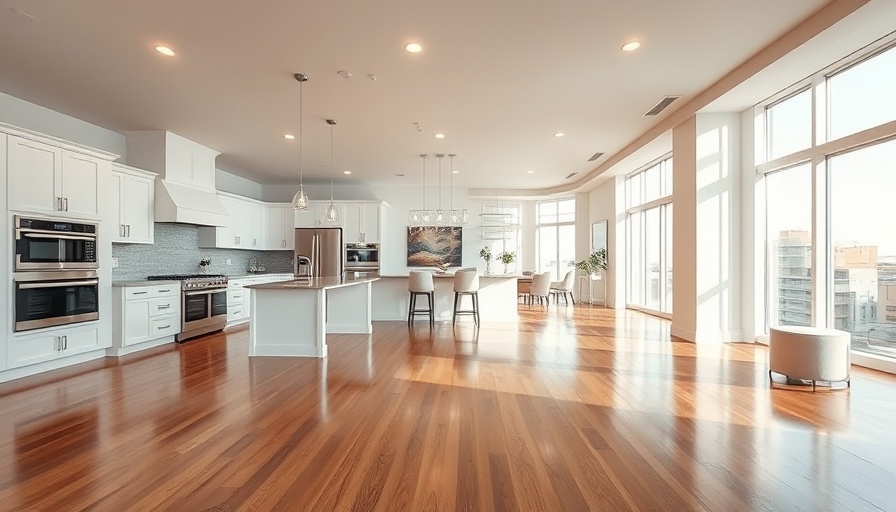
[312,234,319,277]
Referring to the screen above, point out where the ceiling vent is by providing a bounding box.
[644,96,680,116]
[565,172,578,179]
[587,152,604,162]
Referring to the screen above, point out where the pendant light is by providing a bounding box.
[325,119,338,222]
[435,154,445,225]
[291,73,310,211]
[409,154,427,224]
[448,154,468,224]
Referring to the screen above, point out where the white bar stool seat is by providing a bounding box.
[453,269,480,326]
[408,271,435,327]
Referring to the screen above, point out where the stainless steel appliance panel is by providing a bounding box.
[345,243,379,270]
[14,216,99,271]
[14,270,100,331]
[295,228,343,278]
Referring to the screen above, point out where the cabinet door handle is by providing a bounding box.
[63,197,69,211]
[157,325,171,330]
[56,197,63,211]
[157,304,171,309]
[54,336,60,351]
[120,224,124,237]
[126,225,130,237]
[63,336,68,350]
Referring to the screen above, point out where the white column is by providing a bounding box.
[672,113,744,343]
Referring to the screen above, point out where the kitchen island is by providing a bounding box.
[372,273,518,322]
[245,275,380,358]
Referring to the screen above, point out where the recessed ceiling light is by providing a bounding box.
[434,133,445,139]
[553,132,564,138]
[343,171,352,175]
[452,170,459,174]
[337,70,352,79]
[527,170,535,174]
[155,46,176,57]
[405,42,423,53]
[284,134,295,140]
[621,41,641,52]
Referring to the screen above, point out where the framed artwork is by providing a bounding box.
[407,226,462,267]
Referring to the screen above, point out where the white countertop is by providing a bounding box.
[244,275,380,290]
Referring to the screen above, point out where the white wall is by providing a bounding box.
[216,169,264,200]
[0,92,126,159]
[589,180,617,306]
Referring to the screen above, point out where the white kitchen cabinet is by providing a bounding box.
[111,283,181,355]
[198,194,265,249]
[226,274,294,326]
[8,323,101,369]
[312,202,344,228]
[7,135,104,219]
[344,202,382,243]
[265,205,295,250]
[294,206,317,228]
[110,163,156,244]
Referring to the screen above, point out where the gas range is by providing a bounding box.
[147,274,228,290]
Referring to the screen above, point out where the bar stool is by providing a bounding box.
[453,269,480,326]
[408,271,435,327]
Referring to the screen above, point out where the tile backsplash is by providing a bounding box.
[112,223,294,280]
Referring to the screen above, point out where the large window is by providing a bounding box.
[760,41,896,361]
[626,157,673,314]
[536,198,575,281]
[482,204,521,273]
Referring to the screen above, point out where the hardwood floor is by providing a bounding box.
[2,306,895,511]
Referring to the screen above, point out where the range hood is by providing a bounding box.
[155,179,229,226]
[124,130,229,227]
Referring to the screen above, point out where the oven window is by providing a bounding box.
[211,291,227,316]
[347,250,378,263]
[15,282,99,327]
[184,294,209,323]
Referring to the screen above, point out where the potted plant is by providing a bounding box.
[479,246,493,275]
[497,251,516,274]
[575,248,608,277]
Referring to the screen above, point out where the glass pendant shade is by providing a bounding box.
[292,187,309,211]
[326,201,338,222]
[325,118,338,222]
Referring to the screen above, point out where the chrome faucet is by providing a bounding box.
[296,256,313,280]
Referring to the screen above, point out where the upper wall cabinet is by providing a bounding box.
[109,163,156,244]
[7,135,112,220]
[344,202,383,243]
[197,193,264,250]
[265,204,295,250]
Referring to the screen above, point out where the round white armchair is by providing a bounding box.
[768,326,851,391]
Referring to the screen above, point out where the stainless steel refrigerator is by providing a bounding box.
[295,227,343,277]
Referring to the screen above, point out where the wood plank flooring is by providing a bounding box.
[1,306,896,511]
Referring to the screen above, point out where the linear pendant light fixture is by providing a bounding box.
[325,119,338,222]
[291,73,310,211]
[408,154,467,226]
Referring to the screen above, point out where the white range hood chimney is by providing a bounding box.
[124,130,229,226]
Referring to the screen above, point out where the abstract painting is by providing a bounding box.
[407,226,462,267]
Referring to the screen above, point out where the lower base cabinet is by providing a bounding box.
[226,274,294,327]
[8,323,101,369]
[113,283,181,352]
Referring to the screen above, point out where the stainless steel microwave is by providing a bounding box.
[14,215,98,271]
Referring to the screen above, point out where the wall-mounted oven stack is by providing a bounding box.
[13,215,99,332]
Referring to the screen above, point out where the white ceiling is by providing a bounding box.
[0,0,831,192]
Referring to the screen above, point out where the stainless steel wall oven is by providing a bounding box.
[14,270,100,332]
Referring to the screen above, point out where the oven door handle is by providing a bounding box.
[18,279,99,289]
[22,232,97,242]
[184,289,226,296]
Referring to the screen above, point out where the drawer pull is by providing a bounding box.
[234,310,242,315]
[157,304,171,309]
[159,289,171,293]
[157,325,171,330]
[133,291,148,295]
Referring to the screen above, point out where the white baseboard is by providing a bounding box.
[249,344,326,358]
[0,349,107,384]
[106,336,175,357]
